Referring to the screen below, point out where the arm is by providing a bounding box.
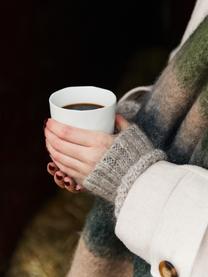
[45,117,208,277]
[76,120,208,277]
[115,161,208,277]
[117,0,208,115]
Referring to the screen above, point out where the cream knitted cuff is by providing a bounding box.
[115,150,167,217]
[83,124,165,202]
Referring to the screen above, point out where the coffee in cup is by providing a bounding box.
[62,103,104,111]
[49,86,117,134]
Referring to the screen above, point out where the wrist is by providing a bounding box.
[83,124,156,202]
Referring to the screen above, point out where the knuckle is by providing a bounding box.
[53,138,61,150]
[53,151,60,161]
[59,165,67,175]
[75,149,81,159]
[60,126,70,139]
[88,151,101,165]
[97,133,106,145]
[98,135,112,149]
[66,169,74,178]
[79,164,87,175]
[88,159,97,168]
[84,165,93,175]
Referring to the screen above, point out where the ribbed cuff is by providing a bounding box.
[83,124,156,202]
[115,150,167,217]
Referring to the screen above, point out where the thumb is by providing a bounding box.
[115,114,130,132]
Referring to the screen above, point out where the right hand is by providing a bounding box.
[46,114,129,193]
[47,161,84,193]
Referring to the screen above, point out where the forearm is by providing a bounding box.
[115,161,208,277]
[83,124,166,202]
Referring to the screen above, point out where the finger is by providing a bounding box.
[45,127,113,166]
[54,171,66,189]
[64,176,85,192]
[47,162,59,176]
[45,127,89,162]
[46,140,90,175]
[115,114,130,131]
[50,156,84,184]
[46,118,105,146]
[75,183,86,192]
[63,176,78,193]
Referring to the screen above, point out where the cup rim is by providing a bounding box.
[49,86,117,113]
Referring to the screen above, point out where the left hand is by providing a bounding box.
[44,114,129,187]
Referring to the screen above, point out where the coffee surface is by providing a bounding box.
[62,103,104,111]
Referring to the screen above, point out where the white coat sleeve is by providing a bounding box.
[115,161,208,277]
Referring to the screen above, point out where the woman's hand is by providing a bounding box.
[47,161,82,192]
[45,114,129,188]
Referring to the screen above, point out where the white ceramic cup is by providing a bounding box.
[49,86,117,134]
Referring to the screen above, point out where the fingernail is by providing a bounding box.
[64,181,71,187]
[56,174,63,181]
[49,164,55,171]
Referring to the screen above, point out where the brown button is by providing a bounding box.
[159,261,178,277]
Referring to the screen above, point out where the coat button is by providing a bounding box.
[159,261,178,277]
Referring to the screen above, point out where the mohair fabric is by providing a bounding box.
[67,198,134,277]
[67,237,133,277]
[67,16,208,277]
[136,17,208,160]
[133,16,208,277]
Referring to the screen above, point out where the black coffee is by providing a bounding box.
[62,103,104,111]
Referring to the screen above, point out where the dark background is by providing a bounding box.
[0,0,195,274]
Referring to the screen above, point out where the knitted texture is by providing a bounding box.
[190,129,208,167]
[131,16,208,277]
[115,149,167,217]
[83,124,164,202]
[69,16,208,277]
[136,16,208,157]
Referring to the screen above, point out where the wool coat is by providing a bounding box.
[68,1,208,276]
